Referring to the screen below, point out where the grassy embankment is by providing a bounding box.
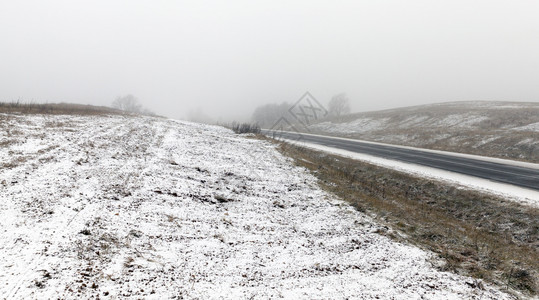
[275,140,538,296]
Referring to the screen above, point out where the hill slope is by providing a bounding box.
[0,113,512,298]
[309,101,539,163]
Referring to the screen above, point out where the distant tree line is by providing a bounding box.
[251,93,351,127]
[251,102,292,128]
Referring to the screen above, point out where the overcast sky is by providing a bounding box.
[1,1,538,121]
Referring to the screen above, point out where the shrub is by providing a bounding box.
[230,122,261,134]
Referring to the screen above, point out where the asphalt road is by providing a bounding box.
[262,130,539,191]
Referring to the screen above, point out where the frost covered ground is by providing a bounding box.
[0,114,514,299]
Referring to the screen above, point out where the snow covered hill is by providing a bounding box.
[308,101,539,163]
[0,114,513,299]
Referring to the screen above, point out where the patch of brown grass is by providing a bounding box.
[1,156,29,169]
[0,139,15,147]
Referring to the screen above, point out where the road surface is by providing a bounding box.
[262,130,539,191]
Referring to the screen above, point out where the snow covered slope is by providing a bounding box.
[308,101,539,163]
[0,114,513,299]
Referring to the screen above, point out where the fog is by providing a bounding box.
[1,1,539,122]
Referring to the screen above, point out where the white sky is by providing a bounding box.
[1,0,538,121]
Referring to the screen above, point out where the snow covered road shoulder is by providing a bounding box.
[290,140,539,208]
[0,114,513,299]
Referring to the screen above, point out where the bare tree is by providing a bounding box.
[328,93,351,118]
[112,94,142,113]
[251,102,291,127]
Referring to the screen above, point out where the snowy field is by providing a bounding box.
[0,114,513,299]
[311,113,490,135]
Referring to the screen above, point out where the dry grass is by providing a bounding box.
[276,141,538,296]
[0,139,15,148]
[1,155,31,169]
[0,101,126,115]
